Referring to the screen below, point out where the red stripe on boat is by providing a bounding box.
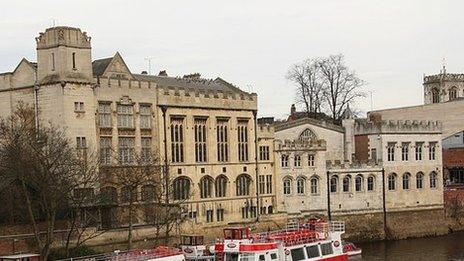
[238,243,278,252]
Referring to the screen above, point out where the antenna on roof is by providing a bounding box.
[144,57,155,75]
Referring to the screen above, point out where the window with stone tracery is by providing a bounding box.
[432,88,440,103]
[117,104,134,128]
[194,118,207,163]
[449,87,458,100]
[237,121,249,162]
[217,119,229,162]
[299,128,317,141]
[170,117,184,163]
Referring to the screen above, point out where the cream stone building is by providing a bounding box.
[0,26,277,229]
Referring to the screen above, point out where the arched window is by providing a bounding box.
[355,174,363,192]
[121,186,137,203]
[432,88,440,103]
[141,184,155,202]
[283,178,292,195]
[449,87,458,100]
[343,175,351,192]
[416,172,424,189]
[299,128,317,141]
[281,154,289,167]
[388,173,397,190]
[296,178,305,195]
[367,176,375,191]
[430,172,438,188]
[236,174,252,196]
[101,186,118,204]
[294,155,301,167]
[330,176,338,193]
[200,176,214,199]
[215,175,228,197]
[310,176,319,194]
[173,177,190,200]
[402,173,411,190]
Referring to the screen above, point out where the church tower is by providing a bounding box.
[35,27,93,84]
[423,65,464,104]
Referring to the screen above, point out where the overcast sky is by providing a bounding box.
[1,0,463,119]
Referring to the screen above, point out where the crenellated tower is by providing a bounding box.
[423,66,464,104]
[36,26,93,84]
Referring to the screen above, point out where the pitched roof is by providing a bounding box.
[92,57,112,76]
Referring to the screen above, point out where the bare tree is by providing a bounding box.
[317,54,365,120]
[0,103,96,260]
[287,59,324,115]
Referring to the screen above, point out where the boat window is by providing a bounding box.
[270,253,277,260]
[306,245,320,258]
[240,253,255,261]
[259,254,265,261]
[225,253,239,261]
[290,248,306,261]
[320,243,333,256]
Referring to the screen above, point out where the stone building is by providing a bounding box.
[0,26,277,229]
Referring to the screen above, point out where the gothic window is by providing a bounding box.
[310,176,319,195]
[216,208,225,222]
[401,143,409,161]
[294,155,301,167]
[200,176,214,199]
[432,88,440,103]
[308,154,315,167]
[101,186,118,204]
[415,142,423,161]
[429,142,437,160]
[259,146,270,161]
[355,174,363,192]
[388,173,397,191]
[297,178,305,195]
[141,185,155,202]
[402,173,411,190]
[76,137,87,159]
[283,178,292,195]
[237,121,249,162]
[416,172,424,189]
[258,175,265,194]
[139,104,152,129]
[367,176,375,191]
[330,176,338,193]
[194,118,207,163]
[99,103,112,128]
[281,154,289,167]
[173,177,190,200]
[100,137,112,165]
[217,119,229,162]
[215,175,228,197]
[119,137,135,165]
[449,87,458,100]
[141,137,151,162]
[299,128,317,141]
[74,102,84,112]
[121,186,137,203]
[430,172,438,188]
[236,174,252,196]
[343,175,352,192]
[387,143,395,161]
[266,175,273,194]
[117,104,134,128]
[170,117,184,163]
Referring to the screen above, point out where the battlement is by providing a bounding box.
[355,120,442,135]
[157,85,256,101]
[36,26,91,49]
[275,138,326,151]
[326,159,383,170]
[95,76,154,89]
[423,73,464,84]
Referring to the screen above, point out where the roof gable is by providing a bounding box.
[92,52,134,80]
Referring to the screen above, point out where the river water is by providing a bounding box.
[352,231,464,260]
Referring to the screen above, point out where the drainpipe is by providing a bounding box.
[253,110,260,221]
[326,170,331,221]
[161,105,169,205]
[381,167,387,237]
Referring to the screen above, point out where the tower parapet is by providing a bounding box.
[36,26,91,50]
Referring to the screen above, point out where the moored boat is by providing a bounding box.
[342,242,362,257]
[214,219,349,261]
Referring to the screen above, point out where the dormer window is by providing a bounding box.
[72,52,76,70]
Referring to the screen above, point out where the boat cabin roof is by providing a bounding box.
[224,227,251,239]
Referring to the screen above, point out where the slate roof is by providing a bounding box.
[92,57,112,76]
